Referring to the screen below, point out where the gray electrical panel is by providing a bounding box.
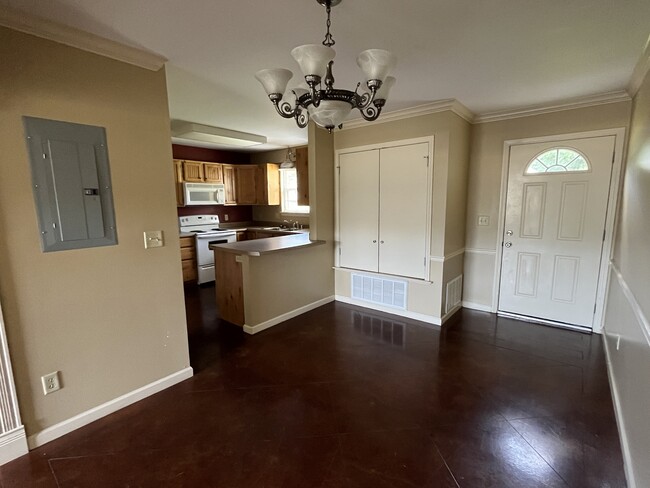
[23,117,118,252]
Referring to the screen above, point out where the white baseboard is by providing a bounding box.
[335,295,442,326]
[461,301,493,312]
[243,296,335,335]
[0,426,28,465]
[28,367,193,449]
[603,334,637,488]
[441,304,462,324]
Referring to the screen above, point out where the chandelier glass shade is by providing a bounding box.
[255,0,396,132]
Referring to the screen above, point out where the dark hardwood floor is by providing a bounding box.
[0,284,626,487]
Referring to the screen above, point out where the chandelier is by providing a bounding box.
[255,0,396,133]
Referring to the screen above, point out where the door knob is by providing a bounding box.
[506,230,513,236]
[504,242,512,248]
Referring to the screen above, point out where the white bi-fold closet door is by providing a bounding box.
[338,142,430,280]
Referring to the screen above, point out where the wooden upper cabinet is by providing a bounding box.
[182,160,205,182]
[223,165,237,205]
[235,165,259,205]
[259,163,280,205]
[295,147,309,206]
[203,163,223,183]
[173,159,185,206]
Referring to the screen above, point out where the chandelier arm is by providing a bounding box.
[359,104,382,122]
[295,109,310,128]
[357,87,378,110]
[272,98,300,119]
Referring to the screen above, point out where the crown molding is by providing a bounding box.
[341,99,475,130]
[627,34,650,98]
[0,6,167,71]
[474,90,632,124]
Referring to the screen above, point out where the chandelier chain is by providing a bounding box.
[322,1,335,47]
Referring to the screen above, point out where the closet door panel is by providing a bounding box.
[339,150,380,272]
[379,142,429,279]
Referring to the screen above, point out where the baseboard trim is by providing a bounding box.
[603,334,637,488]
[0,426,28,465]
[441,304,461,324]
[461,301,493,312]
[335,295,441,326]
[27,367,193,449]
[243,296,335,335]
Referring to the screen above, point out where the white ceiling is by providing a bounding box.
[4,0,650,151]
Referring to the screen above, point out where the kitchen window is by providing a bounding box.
[280,168,309,214]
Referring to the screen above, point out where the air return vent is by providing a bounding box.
[445,275,463,314]
[351,274,407,310]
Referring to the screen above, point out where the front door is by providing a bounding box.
[498,135,615,329]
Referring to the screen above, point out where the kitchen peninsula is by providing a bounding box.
[211,232,329,334]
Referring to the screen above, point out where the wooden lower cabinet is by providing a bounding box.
[180,236,197,283]
[236,231,247,241]
[215,250,244,325]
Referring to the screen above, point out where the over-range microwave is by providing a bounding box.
[183,182,225,205]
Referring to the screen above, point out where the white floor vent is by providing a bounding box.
[445,275,463,314]
[351,274,407,310]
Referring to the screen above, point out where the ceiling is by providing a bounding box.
[4,0,650,151]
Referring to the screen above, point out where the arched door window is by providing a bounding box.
[525,148,590,174]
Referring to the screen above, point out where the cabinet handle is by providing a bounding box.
[372,240,377,243]
[380,240,385,244]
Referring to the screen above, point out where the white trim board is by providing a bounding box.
[27,367,193,449]
[335,295,442,326]
[628,34,650,98]
[610,264,650,346]
[243,296,334,335]
[0,427,28,465]
[603,334,638,488]
[0,6,167,71]
[461,301,493,312]
[430,248,465,263]
[342,99,474,129]
[473,91,631,124]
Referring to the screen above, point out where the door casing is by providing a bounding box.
[492,128,626,333]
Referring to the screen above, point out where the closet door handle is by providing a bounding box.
[372,240,377,243]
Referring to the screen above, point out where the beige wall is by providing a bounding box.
[333,112,470,321]
[603,67,650,487]
[463,101,632,307]
[0,28,189,435]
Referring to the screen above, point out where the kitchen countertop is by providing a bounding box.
[210,233,324,257]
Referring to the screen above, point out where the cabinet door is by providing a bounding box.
[183,160,204,182]
[223,165,237,205]
[295,147,309,206]
[203,163,223,183]
[173,159,185,206]
[236,165,259,205]
[379,143,429,279]
[339,150,379,272]
[264,163,281,205]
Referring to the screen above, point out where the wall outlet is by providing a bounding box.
[41,371,61,395]
[224,214,229,222]
[143,230,164,249]
[478,215,490,226]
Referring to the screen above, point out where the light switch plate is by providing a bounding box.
[478,215,490,226]
[144,230,164,249]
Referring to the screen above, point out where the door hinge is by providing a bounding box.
[594,302,597,314]
[338,247,341,256]
[424,155,430,167]
[611,151,615,164]
[424,256,426,267]
[603,229,606,242]
[42,153,47,159]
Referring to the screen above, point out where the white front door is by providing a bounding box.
[498,135,615,328]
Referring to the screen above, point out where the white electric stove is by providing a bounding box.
[179,215,237,284]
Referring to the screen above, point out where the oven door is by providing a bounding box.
[195,233,236,284]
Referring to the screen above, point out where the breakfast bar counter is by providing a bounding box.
[210,234,332,334]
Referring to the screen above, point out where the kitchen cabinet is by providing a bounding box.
[235,165,258,205]
[235,163,280,206]
[182,160,205,182]
[180,236,197,283]
[295,146,309,206]
[203,163,223,183]
[223,165,237,205]
[338,142,430,279]
[236,231,247,242]
[173,159,185,206]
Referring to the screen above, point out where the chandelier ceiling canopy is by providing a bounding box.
[255,0,397,133]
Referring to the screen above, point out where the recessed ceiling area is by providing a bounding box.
[2,0,649,150]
